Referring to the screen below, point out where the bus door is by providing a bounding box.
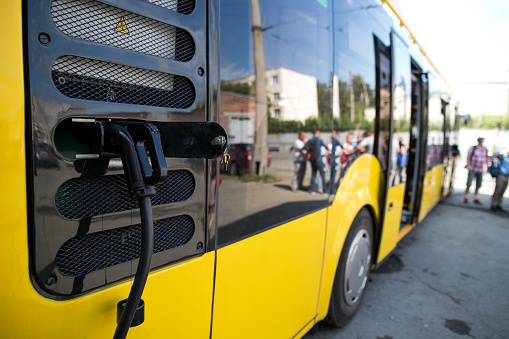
[441,99,453,196]
[373,36,392,178]
[373,35,400,262]
[401,61,428,226]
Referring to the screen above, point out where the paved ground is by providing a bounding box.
[303,158,509,338]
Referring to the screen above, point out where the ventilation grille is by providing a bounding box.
[52,55,195,108]
[57,215,195,277]
[145,0,195,14]
[51,0,195,61]
[55,170,195,220]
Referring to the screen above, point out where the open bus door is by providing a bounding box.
[402,61,428,226]
[373,35,399,262]
[441,99,453,196]
[376,35,433,262]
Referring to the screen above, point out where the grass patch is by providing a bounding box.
[238,173,281,183]
[262,174,280,183]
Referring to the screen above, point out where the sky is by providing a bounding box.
[389,0,509,116]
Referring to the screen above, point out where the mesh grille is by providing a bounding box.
[145,0,195,14]
[52,55,195,108]
[56,215,195,277]
[51,0,195,61]
[55,170,195,220]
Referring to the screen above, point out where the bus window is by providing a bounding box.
[217,0,333,246]
[331,1,392,188]
[390,33,412,187]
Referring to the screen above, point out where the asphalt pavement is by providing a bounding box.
[303,159,509,338]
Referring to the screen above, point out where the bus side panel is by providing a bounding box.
[442,161,454,197]
[3,253,215,338]
[418,164,444,222]
[316,155,383,321]
[378,183,406,262]
[0,0,29,333]
[212,210,326,338]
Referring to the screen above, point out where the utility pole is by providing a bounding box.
[331,74,340,120]
[250,0,268,175]
[506,74,509,128]
[349,72,355,122]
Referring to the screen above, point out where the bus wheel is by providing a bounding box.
[324,208,373,327]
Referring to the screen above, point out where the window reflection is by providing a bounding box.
[427,75,445,170]
[217,0,332,246]
[389,32,411,187]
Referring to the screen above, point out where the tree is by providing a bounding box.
[221,81,253,96]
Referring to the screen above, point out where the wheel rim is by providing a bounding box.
[343,229,371,306]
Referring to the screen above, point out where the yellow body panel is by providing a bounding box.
[442,162,454,197]
[377,183,405,262]
[397,223,416,242]
[418,165,443,222]
[316,155,383,321]
[0,0,30,333]
[212,210,327,338]
[294,319,317,339]
[2,251,215,338]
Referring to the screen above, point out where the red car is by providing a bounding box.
[224,144,271,175]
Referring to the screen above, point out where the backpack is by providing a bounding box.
[341,153,349,164]
[488,157,501,178]
[307,139,318,162]
[396,144,405,166]
[469,146,487,162]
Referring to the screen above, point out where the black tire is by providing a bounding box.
[324,207,374,328]
[228,161,239,176]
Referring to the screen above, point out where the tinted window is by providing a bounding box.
[218,0,333,246]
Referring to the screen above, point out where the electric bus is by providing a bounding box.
[0,0,458,338]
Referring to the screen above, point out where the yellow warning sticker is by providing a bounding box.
[115,16,129,34]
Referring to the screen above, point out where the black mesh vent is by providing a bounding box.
[55,170,195,220]
[145,0,195,15]
[51,0,195,61]
[52,55,195,108]
[57,215,195,277]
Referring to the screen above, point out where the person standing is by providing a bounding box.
[491,147,509,212]
[396,137,406,184]
[303,129,328,194]
[291,131,307,192]
[339,133,356,178]
[464,137,489,204]
[329,130,343,194]
[357,129,374,154]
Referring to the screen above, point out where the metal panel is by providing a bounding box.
[26,0,209,299]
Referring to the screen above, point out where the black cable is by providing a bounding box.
[113,196,154,339]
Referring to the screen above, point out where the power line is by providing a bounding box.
[459,82,508,85]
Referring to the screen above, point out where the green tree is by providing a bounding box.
[317,81,332,118]
[221,80,254,96]
[465,114,509,130]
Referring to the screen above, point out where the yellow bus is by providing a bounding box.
[0,0,458,338]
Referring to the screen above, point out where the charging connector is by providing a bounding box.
[90,121,166,339]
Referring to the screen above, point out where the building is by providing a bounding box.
[220,92,255,144]
[236,67,319,123]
